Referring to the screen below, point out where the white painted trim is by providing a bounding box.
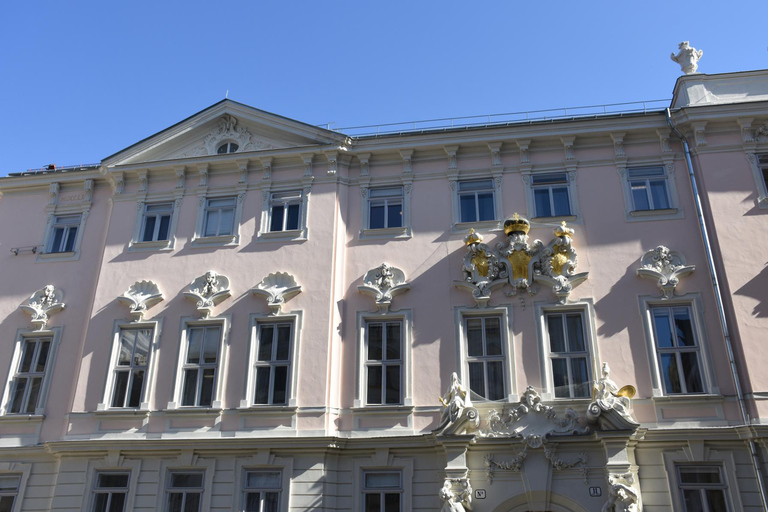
[453,304,517,402]
[617,162,684,222]
[191,192,245,247]
[533,299,599,402]
[661,448,743,511]
[0,462,31,512]
[234,455,294,512]
[257,184,310,242]
[82,456,142,512]
[448,173,504,233]
[745,152,768,209]
[359,180,413,240]
[129,197,182,251]
[521,169,582,224]
[155,456,216,512]
[37,209,90,262]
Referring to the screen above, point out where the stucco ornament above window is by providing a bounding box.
[182,114,274,157]
[636,245,695,298]
[20,285,65,330]
[357,263,410,313]
[117,280,164,321]
[252,272,301,315]
[454,215,588,305]
[184,270,231,318]
[670,41,703,75]
[435,372,479,436]
[587,363,639,429]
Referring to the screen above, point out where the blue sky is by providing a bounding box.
[1,1,767,175]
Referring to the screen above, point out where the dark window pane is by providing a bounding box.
[108,493,126,512]
[385,365,401,404]
[385,323,401,360]
[368,324,383,361]
[552,187,570,216]
[387,202,403,228]
[459,194,477,223]
[255,367,271,404]
[466,319,483,356]
[98,473,129,488]
[199,368,215,406]
[270,205,285,232]
[264,492,279,512]
[384,493,400,512]
[552,358,569,398]
[134,330,150,367]
[484,318,502,356]
[158,215,171,240]
[631,182,650,210]
[547,315,566,353]
[286,204,300,230]
[674,309,696,347]
[184,492,201,512]
[202,327,219,364]
[10,378,27,413]
[705,489,728,512]
[64,226,78,251]
[218,208,234,236]
[650,180,669,209]
[273,366,287,405]
[142,216,156,242]
[259,326,274,362]
[468,362,485,398]
[171,473,203,488]
[680,467,722,484]
[111,372,129,407]
[128,371,144,407]
[682,489,703,512]
[680,352,703,393]
[653,310,674,348]
[370,204,385,229]
[92,494,108,512]
[19,341,35,372]
[534,188,551,217]
[477,192,495,221]
[186,329,202,364]
[118,331,134,366]
[51,227,64,252]
[365,494,381,512]
[25,377,41,413]
[487,361,505,401]
[367,365,382,404]
[204,210,219,237]
[566,314,585,352]
[182,369,198,406]
[571,357,590,398]
[36,340,50,372]
[276,325,291,361]
[167,493,183,512]
[245,493,260,512]
[660,354,682,393]
[459,179,493,191]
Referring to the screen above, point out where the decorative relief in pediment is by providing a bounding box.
[176,114,275,158]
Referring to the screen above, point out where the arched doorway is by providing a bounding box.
[493,491,591,512]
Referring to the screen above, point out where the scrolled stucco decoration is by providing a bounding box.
[438,478,472,512]
[252,272,301,315]
[454,229,506,307]
[670,41,703,75]
[184,271,231,318]
[602,472,641,512]
[535,222,589,304]
[117,280,164,321]
[20,285,65,330]
[636,245,694,298]
[483,444,589,485]
[180,114,275,157]
[358,263,410,313]
[498,215,543,297]
[435,372,479,436]
[588,363,639,431]
[482,386,588,446]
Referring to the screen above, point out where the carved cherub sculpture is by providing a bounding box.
[594,363,632,420]
[439,372,471,426]
[202,270,218,298]
[439,480,472,512]
[602,473,640,512]
[670,41,703,74]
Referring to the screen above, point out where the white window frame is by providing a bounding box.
[618,163,683,221]
[355,311,412,408]
[522,169,580,223]
[164,471,205,512]
[192,194,244,247]
[0,473,22,512]
[454,305,516,402]
[130,199,181,251]
[450,177,504,232]
[98,319,162,412]
[155,458,215,512]
[39,211,88,262]
[88,471,131,512]
[662,450,741,512]
[242,312,302,409]
[217,141,239,154]
[639,294,718,398]
[360,183,411,239]
[234,456,293,512]
[0,464,32,512]
[353,458,413,512]
[534,300,599,402]
[240,469,282,512]
[168,316,231,410]
[268,190,303,233]
[258,186,310,242]
[650,304,706,396]
[1,327,63,416]
[747,152,768,209]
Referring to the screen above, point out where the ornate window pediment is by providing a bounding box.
[184,271,231,318]
[357,263,410,313]
[117,280,164,321]
[636,245,695,298]
[19,285,65,330]
[252,272,302,315]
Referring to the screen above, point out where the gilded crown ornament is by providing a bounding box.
[503,213,530,235]
[463,228,483,246]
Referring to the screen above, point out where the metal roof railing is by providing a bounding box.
[327,99,671,137]
[11,163,100,177]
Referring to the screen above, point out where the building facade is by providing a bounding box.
[1,68,768,511]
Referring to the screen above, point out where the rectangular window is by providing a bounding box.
[166,472,203,512]
[254,322,292,405]
[91,472,129,512]
[532,173,571,217]
[546,312,590,398]
[110,328,152,408]
[651,306,704,395]
[628,166,670,211]
[242,471,281,512]
[8,336,51,414]
[0,475,20,512]
[140,203,173,242]
[363,471,401,512]
[181,326,221,407]
[368,187,403,229]
[365,321,402,405]
[269,191,302,232]
[48,214,81,253]
[678,466,728,512]
[465,316,505,401]
[458,179,495,223]
[203,197,236,237]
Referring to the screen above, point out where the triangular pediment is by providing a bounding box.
[103,99,347,166]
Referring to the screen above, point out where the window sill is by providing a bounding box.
[0,414,45,424]
[129,239,172,252]
[531,214,578,223]
[360,227,411,240]
[258,229,306,242]
[630,208,678,217]
[190,235,237,248]
[94,407,150,419]
[350,405,414,416]
[651,393,721,403]
[163,407,223,417]
[235,405,298,416]
[453,220,502,233]
[36,251,78,262]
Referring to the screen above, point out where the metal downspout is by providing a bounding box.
[666,108,768,510]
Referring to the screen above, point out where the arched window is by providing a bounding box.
[217,142,239,154]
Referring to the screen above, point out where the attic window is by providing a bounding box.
[217,142,239,154]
